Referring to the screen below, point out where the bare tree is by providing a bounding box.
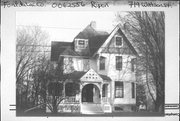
[16,26,68,114]
[45,58,67,114]
[16,26,49,110]
[116,11,165,112]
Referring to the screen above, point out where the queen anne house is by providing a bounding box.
[47,21,138,114]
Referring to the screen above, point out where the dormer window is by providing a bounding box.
[75,39,88,49]
[78,40,85,46]
[115,36,123,47]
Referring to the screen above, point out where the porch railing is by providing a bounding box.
[63,96,80,104]
[46,96,80,104]
[46,96,80,113]
[102,97,110,103]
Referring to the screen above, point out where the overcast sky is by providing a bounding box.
[16,11,119,43]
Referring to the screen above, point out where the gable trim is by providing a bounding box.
[80,69,103,82]
[93,25,138,56]
[93,25,119,57]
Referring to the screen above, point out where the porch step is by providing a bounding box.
[81,104,104,114]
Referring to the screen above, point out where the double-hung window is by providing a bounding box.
[116,56,122,70]
[132,82,135,98]
[131,58,136,72]
[99,56,105,70]
[115,82,124,98]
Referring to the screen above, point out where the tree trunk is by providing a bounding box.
[155,94,164,112]
[52,95,58,114]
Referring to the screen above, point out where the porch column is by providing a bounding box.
[63,82,66,97]
[79,83,83,104]
[100,82,103,104]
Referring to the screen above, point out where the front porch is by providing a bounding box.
[46,69,112,114]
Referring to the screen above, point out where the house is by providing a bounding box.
[47,21,138,114]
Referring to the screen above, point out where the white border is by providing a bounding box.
[1,1,179,121]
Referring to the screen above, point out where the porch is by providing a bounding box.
[46,69,112,114]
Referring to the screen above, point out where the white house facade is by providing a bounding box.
[47,21,138,114]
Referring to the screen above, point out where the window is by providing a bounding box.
[48,83,63,96]
[102,84,108,97]
[99,56,105,70]
[115,82,124,98]
[116,56,122,70]
[132,82,135,98]
[77,39,86,48]
[78,40,85,45]
[65,83,79,96]
[83,59,90,71]
[116,36,123,46]
[131,58,136,72]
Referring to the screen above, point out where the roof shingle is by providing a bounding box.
[51,41,73,61]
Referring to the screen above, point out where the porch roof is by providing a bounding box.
[65,71,111,82]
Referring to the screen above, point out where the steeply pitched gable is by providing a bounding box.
[95,25,138,56]
[88,35,109,56]
[74,22,109,56]
[74,22,109,39]
[51,23,138,62]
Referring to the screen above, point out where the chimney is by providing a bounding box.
[90,21,96,30]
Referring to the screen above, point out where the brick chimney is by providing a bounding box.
[90,21,96,30]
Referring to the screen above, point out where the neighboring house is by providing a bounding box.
[47,21,138,114]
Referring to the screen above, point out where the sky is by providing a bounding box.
[16,11,118,44]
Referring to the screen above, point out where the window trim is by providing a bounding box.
[131,58,136,72]
[65,82,79,97]
[78,40,85,45]
[102,84,108,97]
[115,35,123,47]
[115,81,124,98]
[75,39,88,49]
[99,56,105,70]
[116,56,122,70]
[132,82,135,98]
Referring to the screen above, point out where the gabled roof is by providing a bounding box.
[88,35,109,56]
[61,47,79,57]
[99,74,111,81]
[118,28,138,56]
[51,41,73,61]
[51,23,138,61]
[64,70,111,82]
[95,25,138,56]
[75,25,97,39]
[75,24,109,39]
[65,71,86,81]
[75,24,109,56]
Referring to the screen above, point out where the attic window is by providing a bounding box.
[78,40,85,45]
[115,36,123,47]
[77,39,87,49]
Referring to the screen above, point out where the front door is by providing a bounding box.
[82,84,93,102]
